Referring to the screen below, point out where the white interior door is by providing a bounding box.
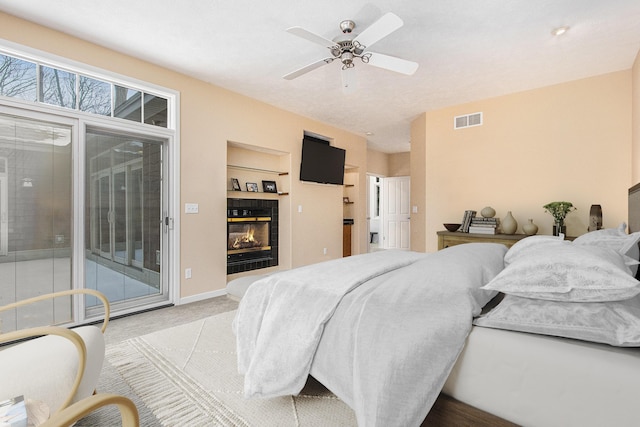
[381,176,411,250]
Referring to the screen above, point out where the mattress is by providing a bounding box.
[442,325,640,427]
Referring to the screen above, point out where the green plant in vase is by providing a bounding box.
[543,201,576,236]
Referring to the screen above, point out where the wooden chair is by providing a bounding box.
[41,393,139,427]
[0,289,110,421]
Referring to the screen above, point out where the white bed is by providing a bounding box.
[233,185,640,426]
[444,325,640,426]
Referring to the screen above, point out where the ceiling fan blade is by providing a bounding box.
[341,67,357,94]
[353,12,403,49]
[286,27,338,49]
[283,57,334,80]
[366,51,418,75]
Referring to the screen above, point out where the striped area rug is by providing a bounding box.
[106,310,356,426]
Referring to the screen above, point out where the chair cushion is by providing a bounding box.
[0,325,105,414]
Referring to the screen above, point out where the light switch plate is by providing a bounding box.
[185,203,199,214]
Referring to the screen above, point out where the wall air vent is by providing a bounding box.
[454,112,483,129]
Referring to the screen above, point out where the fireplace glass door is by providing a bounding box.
[228,220,271,256]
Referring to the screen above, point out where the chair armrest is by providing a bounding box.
[0,289,110,333]
[40,393,139,427]
[0,325,87,415]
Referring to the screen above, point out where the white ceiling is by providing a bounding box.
[2,1,640,153]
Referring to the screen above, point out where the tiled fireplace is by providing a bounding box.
[227,198,278,274]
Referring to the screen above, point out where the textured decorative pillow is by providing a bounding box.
[481,244,640,302]
[503,235,567,266]
[572,223,640,274]
[474,294,640,347]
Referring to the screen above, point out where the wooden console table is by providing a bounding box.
[437,231,528,250]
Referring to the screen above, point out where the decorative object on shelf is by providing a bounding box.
[588,204,603,231]
[480,206,496,218]
[469,216,500,234]
[523,219,539,235]
[343,197,350,203]
[543,201,576,236]
[246,182,259,192]
[459,210,477,232]
[262,180,277,193]
[501,211,518,235]
[231,178,241,191]
[443,223,461,232]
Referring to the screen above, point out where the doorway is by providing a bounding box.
[0,108,171,330]
[85,128,168,314]
[367,175,411,252]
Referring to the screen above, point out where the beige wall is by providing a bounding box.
[366,150,410,178]
[366,149,389,176]
[0,12,369,300]
[410,114,427,252]
[633,49,640,184]
[412,71,633,252]
[388,152,410,177]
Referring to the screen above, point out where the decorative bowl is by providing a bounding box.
[443,223,461,232]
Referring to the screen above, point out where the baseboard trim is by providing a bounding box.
[177,288,228,305]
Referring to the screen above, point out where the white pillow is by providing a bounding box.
[503,235,567,266]
[573,223,640,275]
[474,294,640,347]
[481,243,640,302]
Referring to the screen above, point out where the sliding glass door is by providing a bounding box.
[0,111,73,330]
[85,127,167,314]
[0,107,171,329]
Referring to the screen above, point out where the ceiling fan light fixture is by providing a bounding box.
[283,12,418,88]
[340,20,355,34]
[341,51,354,69]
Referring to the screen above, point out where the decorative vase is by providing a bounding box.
[588,204,602,231]
[481,206,496,218]
[553,223,566,236]
[523,219,538,236]
[501,211,518,235]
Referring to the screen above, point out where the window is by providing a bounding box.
[79,75,111,116]
[0,54,37,101]
[0,42,177,321]
[0,51,169,128]
[40,65,76,109]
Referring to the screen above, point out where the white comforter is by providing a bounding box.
[233,243,507,426]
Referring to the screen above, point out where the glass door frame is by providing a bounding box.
[0,157,8,256]
[81,121,173,318]
[0,100,177,325]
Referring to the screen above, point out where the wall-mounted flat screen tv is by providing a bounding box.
[299,136,346,185]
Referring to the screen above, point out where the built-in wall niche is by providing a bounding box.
[343,166,359,256]
[227,141,290,198]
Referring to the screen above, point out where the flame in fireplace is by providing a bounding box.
[232,226,261,249]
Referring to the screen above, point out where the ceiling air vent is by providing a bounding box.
[454,112,483,129]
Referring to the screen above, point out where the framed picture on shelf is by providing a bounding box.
[246,182,259,192]
[231,178,241,191]
[262,180,277,193]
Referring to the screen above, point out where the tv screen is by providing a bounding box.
[299,137,346,185]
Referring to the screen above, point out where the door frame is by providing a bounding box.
[0,101,179,324]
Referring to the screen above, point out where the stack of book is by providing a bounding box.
[468,217,500,234]
[460,210,477,233]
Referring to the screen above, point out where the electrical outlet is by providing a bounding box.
[185,268,192,279]
[323,248,327,255]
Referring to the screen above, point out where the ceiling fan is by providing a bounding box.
[282,12,419,92]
